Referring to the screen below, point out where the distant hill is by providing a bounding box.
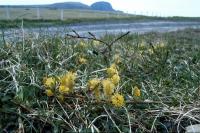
[48,2,91,9]
[0,1,117,12]
[91,2,114,11]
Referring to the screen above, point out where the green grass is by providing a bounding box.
[0,28,200,132]
[0,7,133,28]
[0,8,132,20]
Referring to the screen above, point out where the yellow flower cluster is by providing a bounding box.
[114,54,121,64]
[44,77,55,88]
[88,79,100,91]
[154,42,165,49]
[75,41,88,49]
[106,63,120,85]
[45,89,54,97]
[59,85,70,94]
[43,77,56,97]
[102,79,115,97]
[60,72,76,94]
[78,57,87,64]
[139,41,146,49]
[92,40,100,47]
[79,41,87,48]
[132,86,141,97]
[148,49,154,54]
[88,78,101,100]
[111,93,125,108]
[138,41,166,55]
[43,71,76,100]
[102,64,120,98]
[106,64,118,77]
[106,64,124,107]
[57,94,64,101]
[111,74,120,86]
[87,63,124,107]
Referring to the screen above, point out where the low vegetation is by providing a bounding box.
[0,28,200,132]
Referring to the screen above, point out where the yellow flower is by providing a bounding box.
[67,71,76,81]
[57,94,64,102]
[111,93,125,107]
[102,79,115,96]
[79,41,87,48]
[93,40,100,46]
[44,77,55,88]
[106,64,118,77]
[94,88,101,100]
[139,41,145,48]
[132,86,141,97]
[78,57,87,64]
[148,49,154,54]
[59,85,70,94]
[155,42,165,49]
[88,79,100,91]
[111,74,120,85]
[160,42,165,48]
[60,71,76,91]
[45,89,54,97]
[5,43,11,48]
[114,54,121,64]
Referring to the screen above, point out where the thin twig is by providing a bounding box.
[109,31,130,47]
[66,31,109,46]
[66,31,130,53]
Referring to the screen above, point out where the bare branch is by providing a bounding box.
[65,31,131,51]
[66,32,109,46]
[109,31,130,47]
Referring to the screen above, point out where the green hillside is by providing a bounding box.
[0,7,129,20]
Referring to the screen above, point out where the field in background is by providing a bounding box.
[0,7,143,28]
[1,7,200,29]
[0,7,132,20]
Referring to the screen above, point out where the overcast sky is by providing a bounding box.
[0,0,199,17]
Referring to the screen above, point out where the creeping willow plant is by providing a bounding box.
[43,62,140,108]
[43,71,77,100]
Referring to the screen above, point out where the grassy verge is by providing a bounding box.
[0,28,200,132]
